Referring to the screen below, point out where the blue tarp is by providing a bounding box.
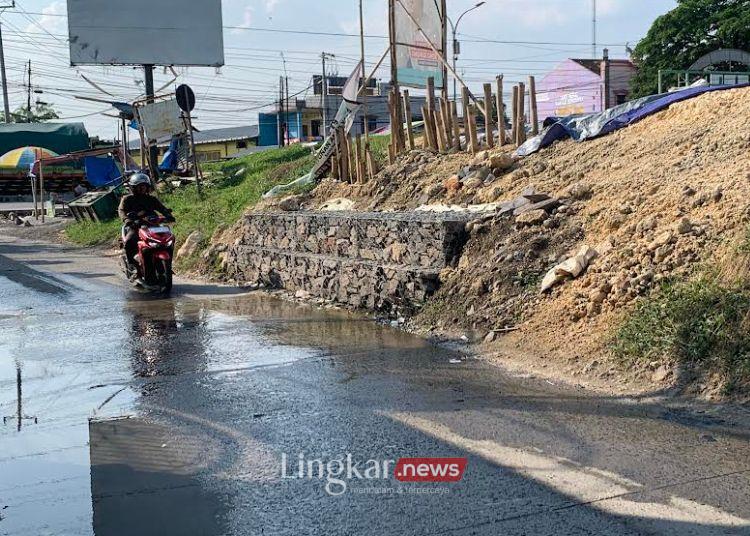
[84,155,122,187]
[516,84,750,157]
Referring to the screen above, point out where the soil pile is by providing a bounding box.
[306,86,750,391]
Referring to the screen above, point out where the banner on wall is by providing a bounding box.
[394,0,444,88]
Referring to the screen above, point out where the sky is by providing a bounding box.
[0,0,678,139]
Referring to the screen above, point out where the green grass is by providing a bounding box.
[612,277,750,389]
[65,144,313,251]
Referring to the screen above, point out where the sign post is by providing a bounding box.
[176,84,201,195]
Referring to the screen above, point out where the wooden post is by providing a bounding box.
[434,100,447,152]
[528,75,539,136]
[461,86,470,148]
[403,89,415,150]
[341,132,351,183]
[512,85,519,146]
[366,148,377,178]
[359,135,367,182]
[421,104,435,151]
[38,158,45,223]
[467,104,479,154]
[393,87,406,153]
[387,90,399,157]
[483,83,495,149]
[518,81,527,145]
[354,135,363,183]
[387,142,395,165]
[441,97,453,146]
[450,100,461,150]
[496,75,505,146]
[331,150,340,180]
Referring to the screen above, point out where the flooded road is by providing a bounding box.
[1,235,750,535]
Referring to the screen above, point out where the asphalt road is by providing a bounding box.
[1,234,750,536]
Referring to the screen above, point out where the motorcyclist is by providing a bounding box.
[119,173,175,267]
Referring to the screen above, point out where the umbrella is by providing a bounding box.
[0,146,59,169]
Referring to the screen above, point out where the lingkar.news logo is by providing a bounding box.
[281,453,468,496]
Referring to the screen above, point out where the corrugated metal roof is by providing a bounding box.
[128,125,258,149]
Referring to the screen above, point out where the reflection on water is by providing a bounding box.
[89,417,229,536]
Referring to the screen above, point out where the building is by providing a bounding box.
[536,57,637,121]
[130,125,259,162]
[258,77,426,147]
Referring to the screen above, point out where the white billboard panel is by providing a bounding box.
[395,0,444,89]
[67,0,224,66]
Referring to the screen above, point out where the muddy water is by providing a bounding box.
[2,239,750,536]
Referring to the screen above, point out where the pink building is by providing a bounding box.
[536,58,637,122]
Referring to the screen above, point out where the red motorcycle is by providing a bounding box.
[121,213,175,294]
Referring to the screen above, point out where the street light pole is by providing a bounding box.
[448,2,485,103]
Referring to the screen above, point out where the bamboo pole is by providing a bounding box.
[403,89,415,150]
[528,75,539,136]
[496,75,506,146]
[483,83,495,149]
[467,104,479,154]
[450,100,461,150]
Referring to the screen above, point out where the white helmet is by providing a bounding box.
[127,172,151,191]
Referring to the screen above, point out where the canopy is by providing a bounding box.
[0,122,89,156]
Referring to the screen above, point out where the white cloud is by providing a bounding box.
[265,0,281,13]
[232,5,254,34]
[25,1,66,35]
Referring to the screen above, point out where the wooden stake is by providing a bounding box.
[528,75,539,136]
[440,97,452,149]
[461,86,470,149]
[467,104,479,154]
[359,136,367,183]
[496,75,506,146]
[387,142,395,165]
[341,132,351,183]
[450,100,461,150]
[512,85,520,146]
[518,82,527,145]
[483,83,495,149]
[354,135,363,183]
[434,101,447,152]
[403,89,415,150]
[366,148,378,178]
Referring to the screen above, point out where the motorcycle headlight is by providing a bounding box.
[148,239,160,247]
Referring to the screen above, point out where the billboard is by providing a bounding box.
[67,0,224,66]
[394,0,444,88]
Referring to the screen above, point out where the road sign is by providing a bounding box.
[176,85,196,113]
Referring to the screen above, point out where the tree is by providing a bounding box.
[0,102,60,123]
[630,0,750,97]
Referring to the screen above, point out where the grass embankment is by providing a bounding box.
[65,145,313,250]
[612,228,750,391]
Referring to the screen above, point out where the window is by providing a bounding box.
[197,151,222,162]
[615,93,628,105]
[236,140,247,149]
[367,116,378,133]
[302,124,309,138]
[311,120,321,138]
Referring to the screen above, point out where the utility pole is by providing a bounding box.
[278,76,284,147]
[320,52,334,140]
[143,64,159,179]
[26,60,31,122]
[358,0,369,141]
[281,52,289,145]
[0,2,14,123]
[603,48,611,110]
[592,0,597,59]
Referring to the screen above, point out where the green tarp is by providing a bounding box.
[0,122,89,156]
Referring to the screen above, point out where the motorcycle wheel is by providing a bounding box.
[156,258,173,295]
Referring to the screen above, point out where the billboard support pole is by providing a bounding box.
[394,0,484,115]
[440,0,448,101]
[143,64,160,180]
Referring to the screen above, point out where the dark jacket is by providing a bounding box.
[118,194,172,226]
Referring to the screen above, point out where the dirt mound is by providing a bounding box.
[308,86,750,393]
